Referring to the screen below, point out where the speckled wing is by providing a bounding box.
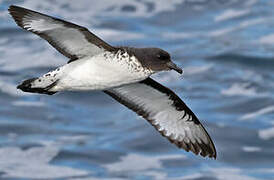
[8,5,115,62]
[105,78,216,158]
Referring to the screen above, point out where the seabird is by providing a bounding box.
[9,5,216,158]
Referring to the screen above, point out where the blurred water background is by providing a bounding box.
[0,0,274,179]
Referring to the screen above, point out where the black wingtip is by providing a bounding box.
[8,5,23,14]
[8,5,15,11]
[9,5,25,11]
[8,5,29,28]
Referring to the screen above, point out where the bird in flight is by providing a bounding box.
[9,5,216,158]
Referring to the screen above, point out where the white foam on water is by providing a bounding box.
[103,153,186,179]
[184,64,213,76]
[215,9,250,22]
[172,167,262,180]
[162,27,234,39]
[161,17,266,40]
[207,167,260,180]
[39,135,92,147]
[242,146,261,152]
[221,83,267,97]
[0,146,89,179]
[210,18,266,37]
[12,100,46,107]
[259,33,274,45]
[245,0,258,7]
[256,168,274,173]
[58,135,92,145]
[258,127,274,140]
[94,29,145,42]
[69,178,125,180]
[104,153,186,172]
[239,106,274,121]
[239,18,266,28]
[142,171,170,180]
[0,40,65,72]
[209,26,236,37]
[179,173,204,180]
[0,135,92,179]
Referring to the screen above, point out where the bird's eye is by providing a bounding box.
[157,54,169,60]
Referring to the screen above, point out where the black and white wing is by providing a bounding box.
[105,78,216,158]
[8,5,115,62]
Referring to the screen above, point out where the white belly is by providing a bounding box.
[53,52,153,91]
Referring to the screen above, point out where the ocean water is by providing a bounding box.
[0,0,274,179]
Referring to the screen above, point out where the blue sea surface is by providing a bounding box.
[0,0,274,179]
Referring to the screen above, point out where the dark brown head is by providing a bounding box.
[124,47,183,74]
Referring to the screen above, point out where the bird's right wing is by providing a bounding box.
[8,5,116,62]
[104,78,216,158]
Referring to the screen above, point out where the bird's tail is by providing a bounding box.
[17,76,58,95]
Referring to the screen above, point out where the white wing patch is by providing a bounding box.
[105,78,216,158]
[22,16,63,31]
[9,5,115,60]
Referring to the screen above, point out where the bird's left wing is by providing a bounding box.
[104,78,216,158]
[8,5,116,62]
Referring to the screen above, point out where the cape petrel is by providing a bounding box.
[9,5,216,158]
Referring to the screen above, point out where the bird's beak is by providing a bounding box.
[167,61,183,74]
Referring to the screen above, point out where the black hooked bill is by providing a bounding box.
[167,61,183,74]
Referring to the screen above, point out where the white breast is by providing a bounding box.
[53,51,153,91]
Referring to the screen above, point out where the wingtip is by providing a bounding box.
[198,147,217,159]
[8,5,30,28]
[212,149,217,160]
[208,150,217,160]
[166,134,216,159]
[9,5,22,10]
[8,5,14,15]
[8,5,20,13]
[8,5,26,15]
[8,5,14,10]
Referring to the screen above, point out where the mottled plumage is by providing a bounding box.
[9,5,216,158]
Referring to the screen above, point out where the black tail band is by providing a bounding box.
[17,78,57,95]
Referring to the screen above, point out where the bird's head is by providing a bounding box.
[131,47,183,74]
